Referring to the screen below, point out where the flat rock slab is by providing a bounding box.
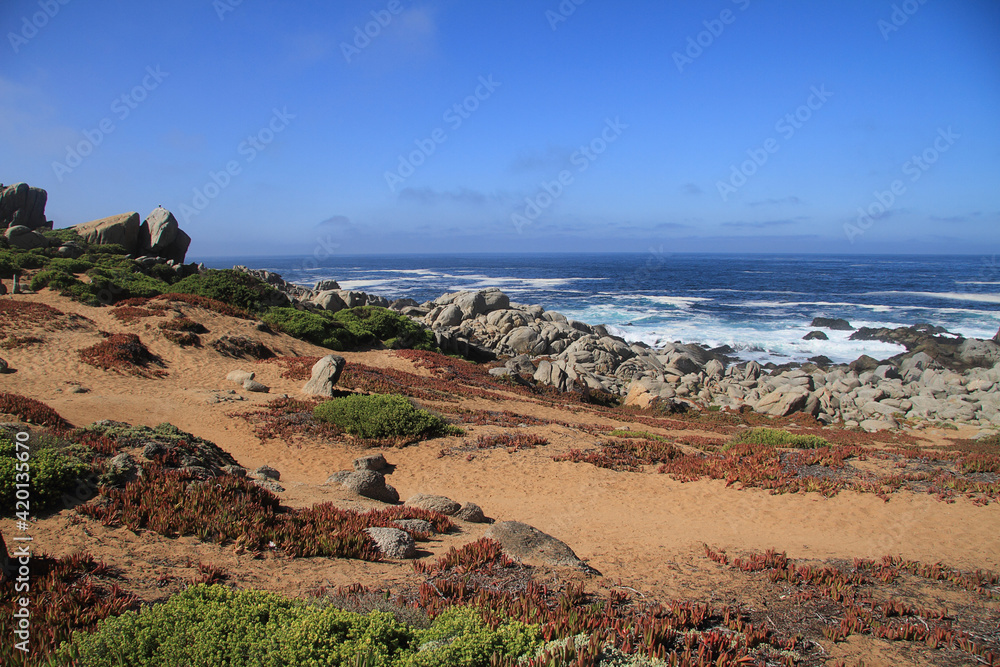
[483,521,597,573]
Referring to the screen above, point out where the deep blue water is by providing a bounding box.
[195,253,1000,365]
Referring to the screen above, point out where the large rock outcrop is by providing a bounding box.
[0,182,48,230]
[70,207,191,263]
[73,212,141,253]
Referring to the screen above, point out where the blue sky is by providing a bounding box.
[2,0,999,258]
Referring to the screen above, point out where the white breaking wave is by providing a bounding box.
[866,291,1000,304]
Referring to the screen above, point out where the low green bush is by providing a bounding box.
[730,427,829,449]
[314,394,459,439]
[262,307,355,350]
[0,251,17,278]
[61,585,542,667]
[47,257,95,274]
[332,306,435,350]
[29,269,83,293]
[263,306,435,352]
[171,269,287,313]
[0,435,89,516]
[41,228,85,245]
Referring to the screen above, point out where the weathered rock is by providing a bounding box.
[336,470,399,503]
[353,454,388,471]
[849,355,881,373]
[161,228,191,264]
[315,279,341,291]
[453,502,487,523]
[312,290,348,312]
[221,464,247,477]
[243,378,269,392]
[0,358,8,374]
[957,339,1000,368]
[392,519,435,534]
[704,359,725,380]
[226,370,254,384]
[0,182,48,230]
[108,453,138,485]
[5,225,49,249]
[811,317,854,331]
[73,212,142,252]
[253,478,285,493]
[253,465,280,481]
[139,207,179,255]
[755,386,810,417]
[483,521,595,572]
[302,354,346,397]
[434,304,463,328]
[364,527,415,559]
[873,365,901,381]
[803,331,829,341]
[404,493,461,515]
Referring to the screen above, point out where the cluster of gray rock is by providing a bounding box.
[241,269,1000,432]
[72,207,192,266]
[322,453,489,560]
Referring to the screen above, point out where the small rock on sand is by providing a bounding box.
[484,521,597,573]
[364,527,415,559]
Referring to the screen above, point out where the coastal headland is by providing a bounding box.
[2,193,999,666]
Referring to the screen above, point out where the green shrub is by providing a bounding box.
[12,250,47,270]
[42,228,86,245]
[0,435,89,516]
[87,243,129,255]
[47,256,95,274]
[331,307,435,350]
[0,251,17,278]
[86,266,171,303]
[171,269,287,313]
[730,427,829,449]
[262,307,355,351]
[61,585,541,667]
[399,606,541,667]
[30,268,81,292]
[314,394,458,439]
[263,306,435,352]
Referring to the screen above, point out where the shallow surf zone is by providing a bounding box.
[206,253,1000,365]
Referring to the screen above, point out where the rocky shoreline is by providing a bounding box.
[238,266,1000,433]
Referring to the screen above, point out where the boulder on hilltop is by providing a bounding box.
[0,182,49,230]
[70,207,191,263]
[73,212,141,253]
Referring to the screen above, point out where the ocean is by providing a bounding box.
[196,253,1000,366]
